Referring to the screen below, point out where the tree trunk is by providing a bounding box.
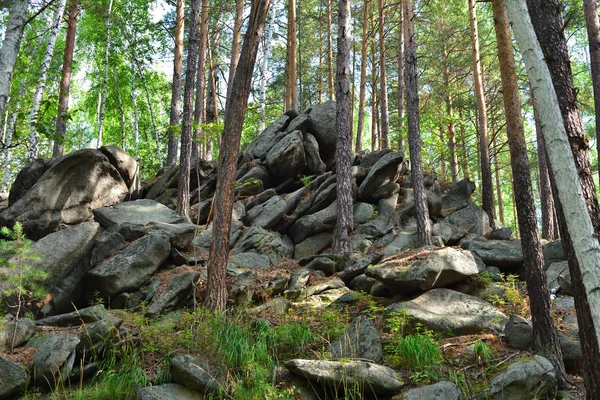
[259,0,278,131]
[205,32,220,160]
[97,0,114,150]
[442,44,458,184]
[205,0,271,313]
[167,0,185,166]
[583,0,600,184]
[191,0,210,161]
[526,0,600,394]
[438,122,447,181]
[397,0,405,153]
[532,89,558,240]
[0,0,28,135]
[136,63,163,168]
[28,0,67,160]
[53,0,78,157]
[469,0,494,224]
[114,66,127,151]
[378,0,389,149]
[356,0,369,153]
[459,108,470,179]
[326,0,334,100]
[226,0,244,107]
[333,0,352,254]
[285,0,297,111]
[131,64,140,162]
[405,0,431,246]
[492,0,568,387]
[493,138,505,225]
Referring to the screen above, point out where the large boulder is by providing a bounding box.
[357,152,404,202]
[0,221,100,316]
[33,332,80,386]
[233,227,294,265]
[441,178,476,211]
[94,199,196,249]
[303,132,326,175]
[99,145,139,197]
[284,359,403,397]
[366,248,480,293]
[289,201,338,243]
[266,130,306,182]
[476,356,556,400]
[0,357,28,399]
[7,157,54,207]
[404,381,460,400]
[171,354,221,394]
[384,289,508,335]
[136,383,204,400]
[0,149,132,239]
[327,315,382,361]
[85,233,171,300]
[146,271,201,318]
[0,317,35,352]
[462,239,523,270]
[308,101,337,163]
[244,195,287,229]
[444,203,489,238]
[243,114,291,160]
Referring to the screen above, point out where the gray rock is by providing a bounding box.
[385,289,507,335]
[0,357,27,399]
[193,220,244,251]
[303,132,326,175]
[245,195,287,229]
[366,248,480,293]
[294,232,333,260]
[358,152,404,202]
[306,257,337,276]
[99,145,139,196]
[136,383,205,400]
[171,354,220,394]
[266,130,306,182]
[284,359,403,396]
[560,334,582,372]
[445,203,490,237]
[357,149,393,169]
[478,355,556,400]
[338,253,385,283]
[244,188,277,211]
[290,201,338,243]
[94,199,196,249]
[250,297,292,316]
[490,227,512,240]
[351,234,373,253]
[382,231,420,255]
[462,239,523,270]
[441,178,476,211]
[7,157,54,207]
[553,296,575,312]
[546,261,569,292]
[357,194,398,237]
[543,239,565,268]
[328,315,382,361]
[0,317,35,352]
[504,314,532,350]
[404,381,460,400]
[284,269,311,300]
[287,113,313,133]
[244,114,290,160]
[353,202,375,226]
[308,100,337,161]
[0,149,130,239]
[37,305,110,327]
[90,230,127,267]
[229,252,271,269]
[78,316,123,356]
[230,271,258,306]
[33,332,80,386]
[302,279,346,299]
[557,271,573,296]
[236,165,272,191]
[349,274,378,292]
[85,233,171,299]
[233,227,294,265]
[146,271,201,318]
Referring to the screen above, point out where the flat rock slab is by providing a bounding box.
[171,354,221,394]
[284,359,404,396]
[385,288,508,335]
[33,332,80,386]
[404,381,460,400]
[461,239,523,269]
[136,383,205,400]
[0,357,28,399]
[366,247,480,293]
[37,305,110,327]
[0,317,35,352]
[327,315,382,361]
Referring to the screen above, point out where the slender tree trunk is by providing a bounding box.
[371,89,377,151]
[131,62,140,162]
[96,0,113,150]
[53,0,78,157]
[285,0,297,111]
[397,0,405,153]
[438,121,447,181]
[583,0,600,184]
[205,0,271,313]
[526,0,600,394]
[136,64,163,168]
[443,44,458,184]
[318,10,324,104]
[334,0,352,254]
[469,0,495,224]
[0,0,28,134]
[114,66,127,151]
[191,0,210,161]
[259,0,278,131]
[226,0,244,107]
[205,32,220,160]
[356,0,369,153]
[492,0,568,387]
[378,0,389,149]
[459,108,470,179]
[326,0,334,100]
[493,138,505,225]
[405,0,432,246]
[167,0,185,166]
[28,0,67,160]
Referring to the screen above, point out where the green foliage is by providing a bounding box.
[0,223,48,318]
[473,340,494,365]
[485,273,529,317]
[298,174,313,186]
[384,309,411,337]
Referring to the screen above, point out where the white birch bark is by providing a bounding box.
[258,0,278,131]
[1,78,27,192]
[97,0,114,149]
[0,0,28,131]
[131,63,140,162]
[505,0,600,342]
[114,65,127,151]
[27,0,67,160]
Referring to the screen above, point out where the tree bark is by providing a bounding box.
[28,0,67,160]
[378,0,389,149]
[326,0,334,100]
[492,0,568,387]
[356,0,369,153]
[53,0,78,157]
[526,0,600,394]
[166,0,185,166]
[205,0,271,313]
[397,0,405,153]
[191,0,210,161]
[583,0,600,184]
[0,0,28,136]
[442,44,458,184]
[226,0,244,107]
[333,0,352,254]
[131,64,140,162]
[405,0,431,246]
[114,66,127,151]
[285,0,297,111]
[96,0,113,150]
[493,137,504,224]
[259,0,278,132]
[469,0,494,225]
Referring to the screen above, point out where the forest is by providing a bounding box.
[2,0,600,398]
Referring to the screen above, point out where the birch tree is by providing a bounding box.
[285,0,297,111]
[166,0,185,166]
[378,0,389,149]
[259,0,278,131]
[356,0,369,153]
[191,0,210,161]
[96,0,114,149]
